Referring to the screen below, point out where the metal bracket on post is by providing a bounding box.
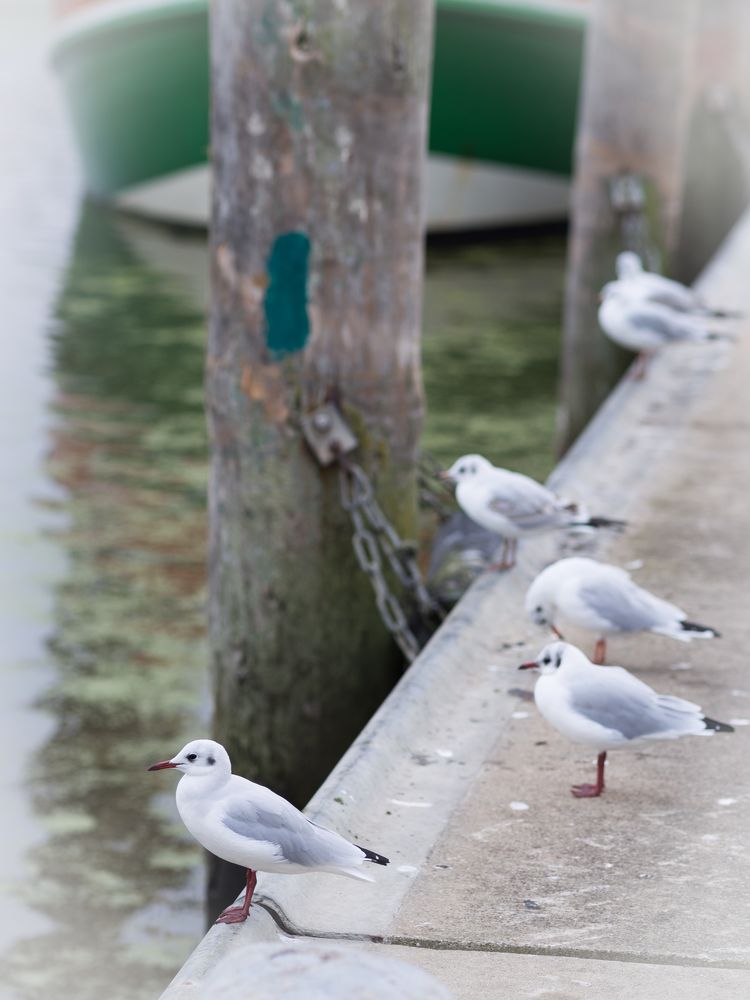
[609,171,646,215]
[609,171,661,272]
[301,404,358,466]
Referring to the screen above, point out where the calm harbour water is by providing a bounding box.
[0,6,564,998]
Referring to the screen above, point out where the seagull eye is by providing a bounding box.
[542,657,550,665]
[536,606,543,614]
[186,753,197,762]
[459,466,466,475]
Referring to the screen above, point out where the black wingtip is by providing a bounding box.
[680,619,721,638]
[709,309,744,320]
[357,845,389,866]
[585,516,627,531]
[703,716,734,733]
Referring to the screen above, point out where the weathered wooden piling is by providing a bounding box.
[675,0,750,280]
[207,0,433,914]
[558,0,701,452]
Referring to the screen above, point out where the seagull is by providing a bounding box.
[519,641,733,798]
[441,454,624,570]
[598,282,732,378]
[148,739,389,924]
[525,556,719,663]
[615,251,741,318]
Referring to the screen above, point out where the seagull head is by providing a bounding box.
[525,594,553,629]
[441,454,492,483]
[525,557,594,631]
[519,640,571,675]
[615,251,643,280]
[148,738,231,779]
[524,562,563,628]
[599,280,624,304]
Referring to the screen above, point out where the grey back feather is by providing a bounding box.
[222,800,351,868]
[578,577,676,632]
[569,669,700,739]
[629,311,695,342]
[487,478,563,530]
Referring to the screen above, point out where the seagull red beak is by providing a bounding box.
[518,660,538,671]
[437,470,452,481]
[147,759,178,771]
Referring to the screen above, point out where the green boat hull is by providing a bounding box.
[52,0,585,205]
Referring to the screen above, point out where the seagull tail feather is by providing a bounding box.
[573,515,627,531]
[707,308,744,320]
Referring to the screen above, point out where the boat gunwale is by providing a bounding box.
[50,0,207,64]
[51,0,587,67]
[434,0,586,30]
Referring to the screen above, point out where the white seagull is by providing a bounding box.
[148,739,388,924]
[615,251,741,318]
[525,557,719,664]
[598,282,731,378]
[441,454,624,570]
[519,641,733,798]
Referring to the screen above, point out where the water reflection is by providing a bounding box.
[2,204,209,1000]
[0,201,565,1000]
[422,229,564,481]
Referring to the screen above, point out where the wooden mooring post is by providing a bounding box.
[207,0,434,916]
[557,0,701,453]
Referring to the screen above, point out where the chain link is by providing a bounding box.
[337,457,444,662]
[417,452,456,522]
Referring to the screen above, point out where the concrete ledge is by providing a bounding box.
[160,209,750,997]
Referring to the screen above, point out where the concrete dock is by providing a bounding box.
[161,213,750,998]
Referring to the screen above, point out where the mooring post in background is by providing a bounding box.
[675,0,750,281]
[207,0,434,917]
[557,0,700,453]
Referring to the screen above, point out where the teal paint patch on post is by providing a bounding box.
[264,232,311,357]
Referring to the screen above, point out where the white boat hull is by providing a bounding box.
[115,154,570,232]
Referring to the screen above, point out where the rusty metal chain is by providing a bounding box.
[301,403,445,662]
[338,458,444,662]
[417,452,457,522]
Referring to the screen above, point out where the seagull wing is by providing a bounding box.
[486,473,566,531]
[627,306,705,343]
[568,667,704,741]
[577,574,684,633]
[221,792,361,871]
[635,274,697,312]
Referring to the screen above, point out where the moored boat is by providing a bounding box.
[52,0,587,230]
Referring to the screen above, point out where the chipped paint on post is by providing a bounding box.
[263,231,311,357]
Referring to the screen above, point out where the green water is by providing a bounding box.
[422,231,564,481]
[2,203,565,997]
[1,196,565,999]
[1,205,208,1000]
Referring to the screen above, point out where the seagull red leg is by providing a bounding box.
[489,538,512,571]
[630,353,652,380]
[215,868,257,924]
[593,637,607,664]
[571,751,606,798]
